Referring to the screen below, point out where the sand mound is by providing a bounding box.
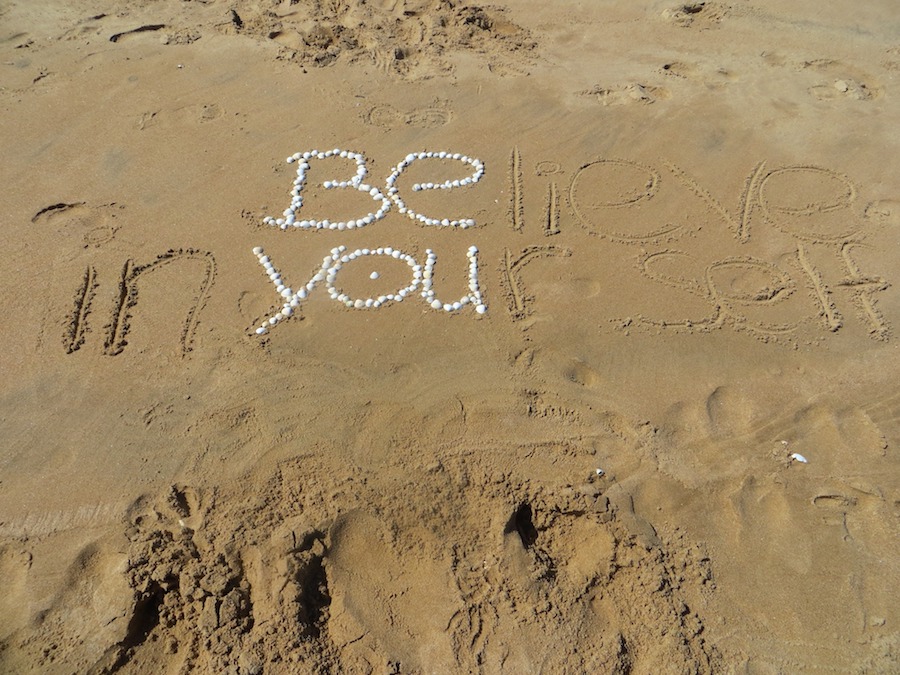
[3,448,719,673]
[222,0,536,77]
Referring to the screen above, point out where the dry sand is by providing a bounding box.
[1,0,899,672]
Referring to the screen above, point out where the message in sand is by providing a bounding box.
[248,145,891,340]
[60,145,892,356]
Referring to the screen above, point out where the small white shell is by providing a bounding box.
[789,453,808,463]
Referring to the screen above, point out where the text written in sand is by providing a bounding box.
[62,148,892,355]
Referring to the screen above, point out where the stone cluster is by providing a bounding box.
[262,148,484,230]
[251,245,486,335]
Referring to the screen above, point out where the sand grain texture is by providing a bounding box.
[1,0,898,672]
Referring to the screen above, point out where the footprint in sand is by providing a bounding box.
[865,199,900,227]
[565,358,603,388]
[325,510,460,671]
[2,541,132,671]
[0,546,33,640]
[580,82,670,105]
[661,60,737,89]
[660,2,728,29]
[362,100,452,129]
[881,46,900,71]
[802,59,883,101]
[484,492,714,671]
[31,201,123,251]
[135,103,224,130]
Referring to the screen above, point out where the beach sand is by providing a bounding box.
[1,0,898,672]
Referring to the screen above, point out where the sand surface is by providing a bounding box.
[1,0,899,672]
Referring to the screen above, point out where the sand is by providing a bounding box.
[1,0,898,672]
